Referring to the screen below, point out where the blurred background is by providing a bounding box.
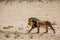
[0,0,60,3]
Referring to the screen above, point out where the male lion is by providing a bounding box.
[28,17,55,33]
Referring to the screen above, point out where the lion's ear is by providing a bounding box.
[31,19,33,21]
[30,19,32,20]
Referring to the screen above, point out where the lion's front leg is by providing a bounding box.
[28,26,35,33]
[37,23,40,33]
[37,27,40,33]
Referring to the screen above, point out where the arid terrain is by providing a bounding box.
[0,1,60,40]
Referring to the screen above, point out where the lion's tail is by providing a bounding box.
[51,22,57,25]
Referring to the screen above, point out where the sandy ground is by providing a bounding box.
[0,1,60,40]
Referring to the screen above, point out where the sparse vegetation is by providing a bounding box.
[29,34,33,39]
[4,33,10,38]
[14,34,20,39]
[0,0,60,3]
[8,26,14,28]
[3,27,10,29]
[0,29,60,40]
[3,26,14,29]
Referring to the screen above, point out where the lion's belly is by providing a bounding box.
[40,24,47,28]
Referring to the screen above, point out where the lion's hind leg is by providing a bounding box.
[49,25,55,33]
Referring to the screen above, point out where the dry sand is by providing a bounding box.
[0,1,60,40]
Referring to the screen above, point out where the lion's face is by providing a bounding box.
[28,18,34,26]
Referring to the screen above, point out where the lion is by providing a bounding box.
[28,17,55,33]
